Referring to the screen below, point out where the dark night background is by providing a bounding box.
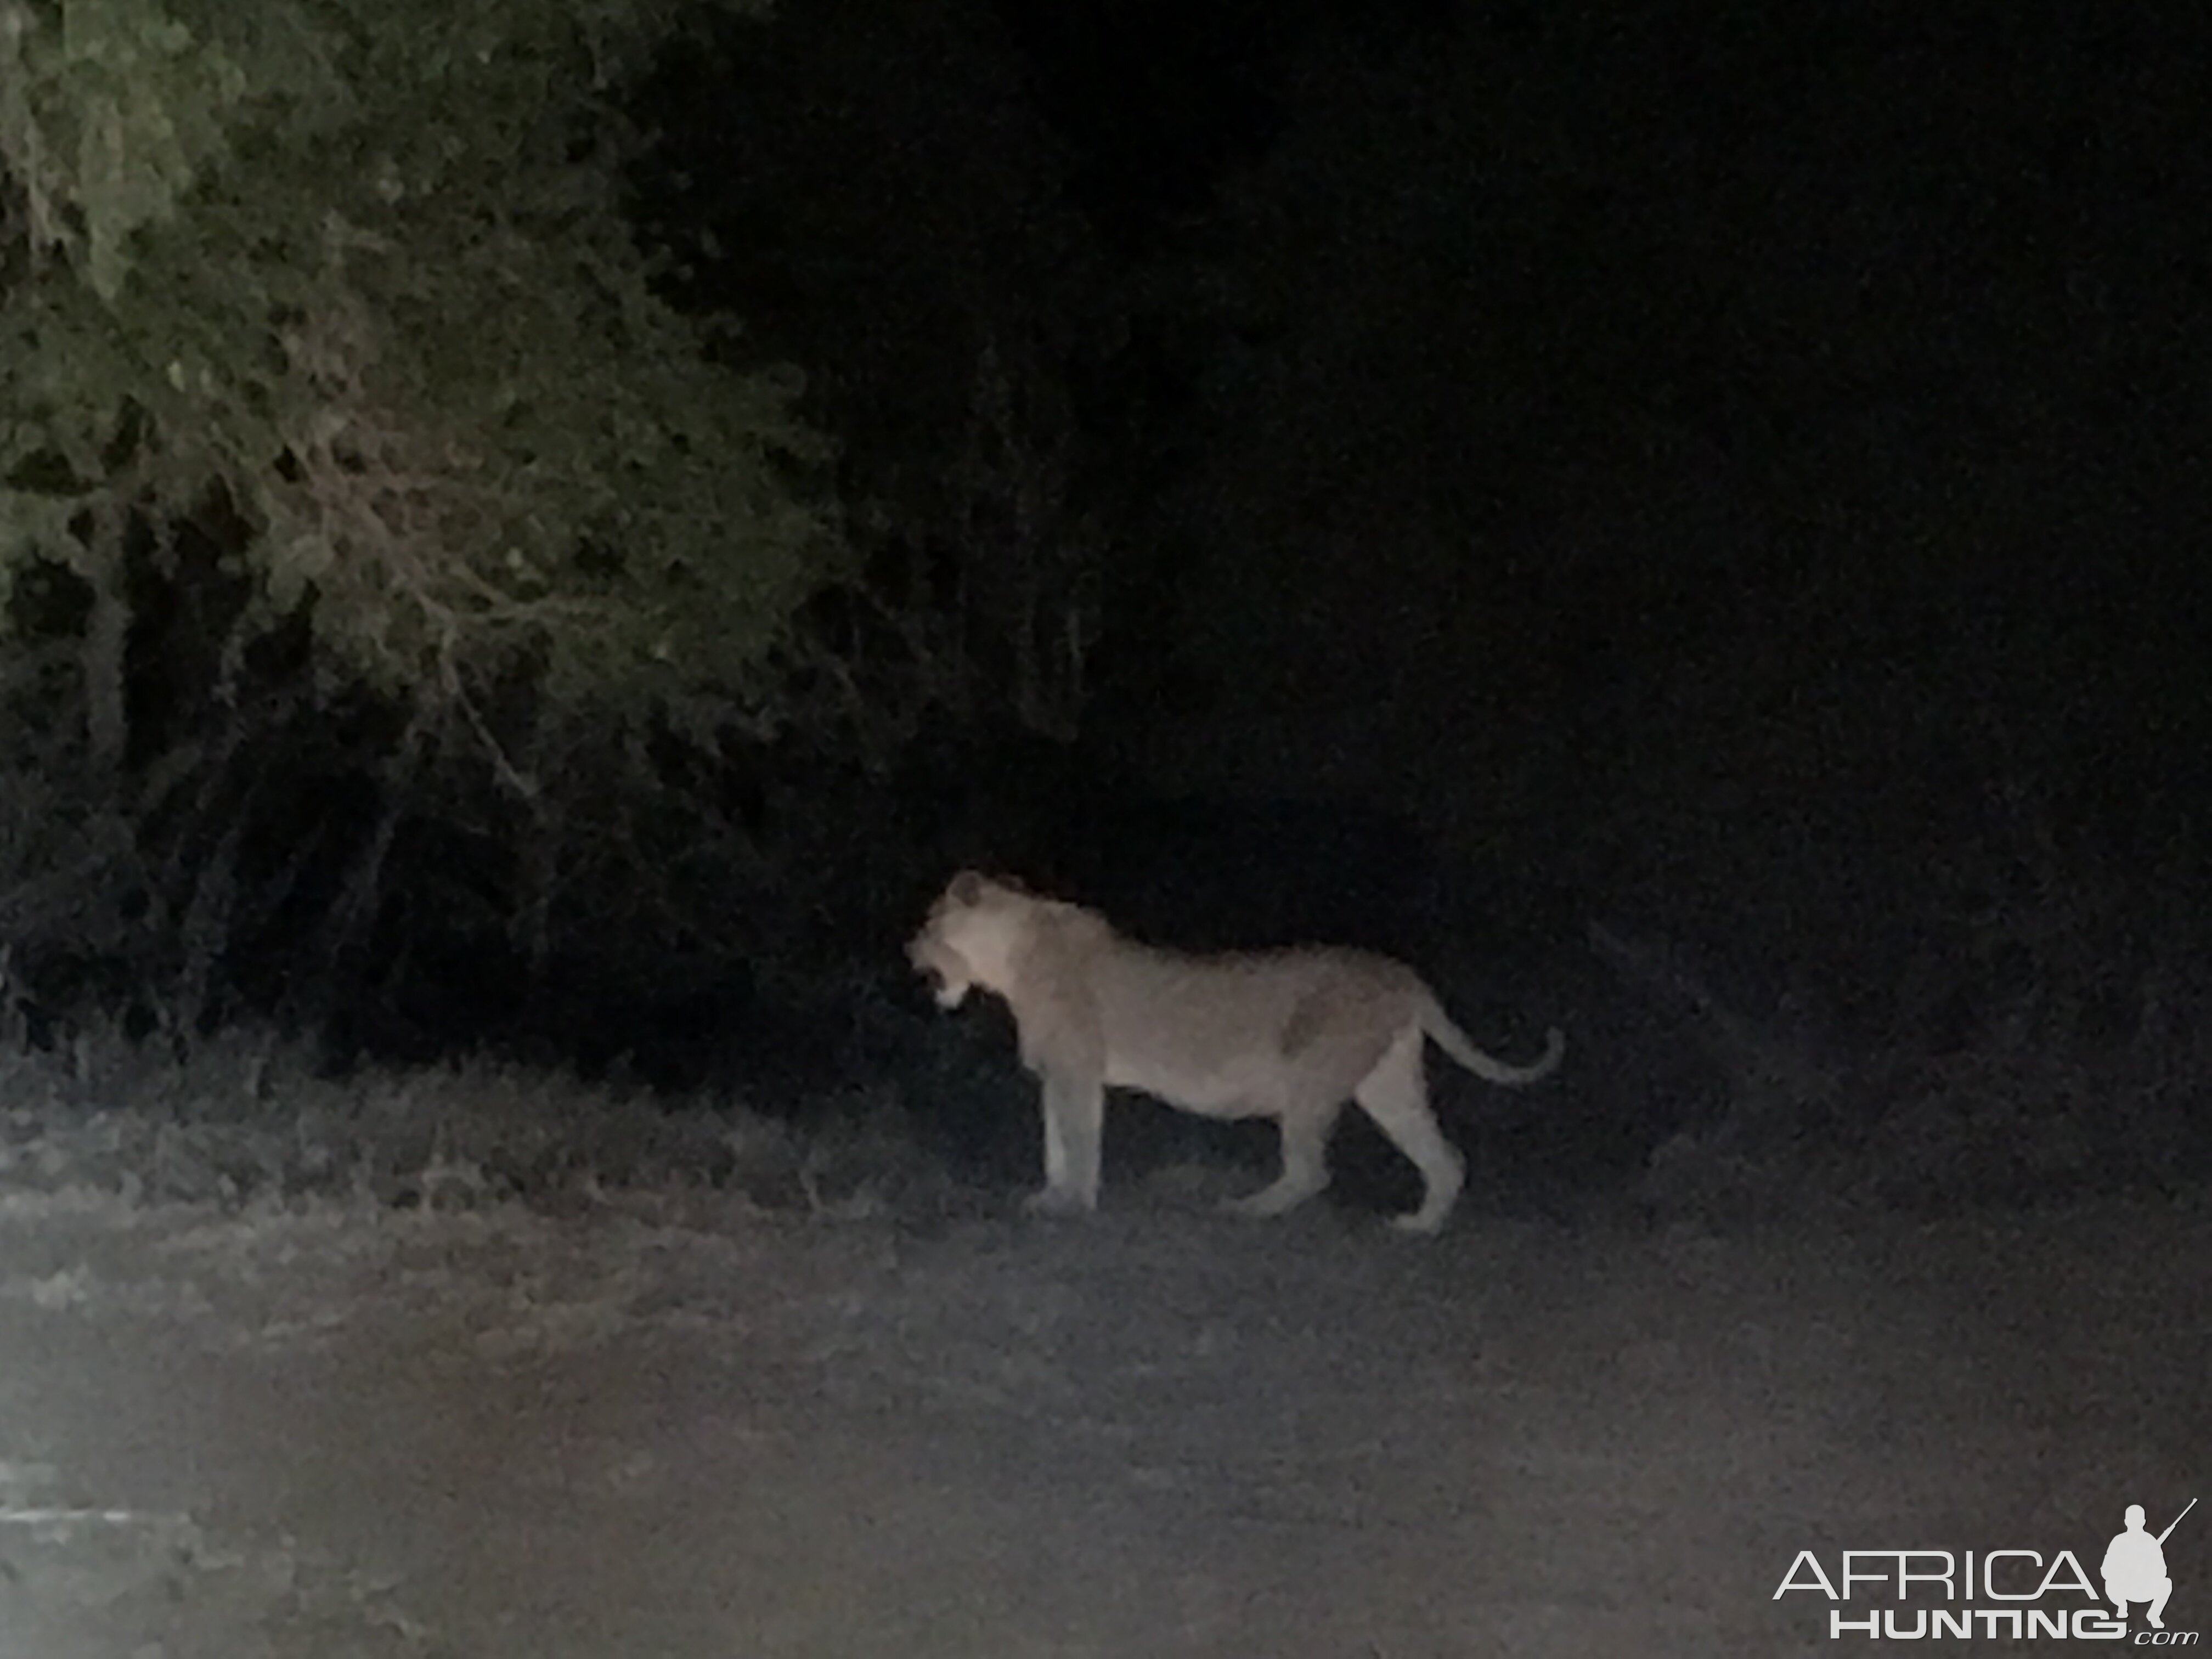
[9,0,2212,1217]
[630,0,2212,1211]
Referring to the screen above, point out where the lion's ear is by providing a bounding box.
[948,869,989,906]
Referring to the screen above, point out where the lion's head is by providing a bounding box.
[908,870,1031,1009]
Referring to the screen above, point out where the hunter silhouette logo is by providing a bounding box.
[2106,1499,2192,1631]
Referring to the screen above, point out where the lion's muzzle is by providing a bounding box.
[907,933,972,1009]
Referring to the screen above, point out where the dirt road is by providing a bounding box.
[1,1181,2203,1655]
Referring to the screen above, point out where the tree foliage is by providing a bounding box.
[0,0,837,758]
[633,0,1120,749]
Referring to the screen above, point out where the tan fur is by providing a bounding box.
[908,871,1565,1234]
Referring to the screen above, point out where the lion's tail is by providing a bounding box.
[1421,1001,1565,1086]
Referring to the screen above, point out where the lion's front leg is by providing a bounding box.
[1028,1068,1104,1216]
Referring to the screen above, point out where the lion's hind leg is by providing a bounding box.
[1224,1098,1337,1219]
[1356,1030,1466,1234]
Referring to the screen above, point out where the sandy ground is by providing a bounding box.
[0,1173,2204,1656]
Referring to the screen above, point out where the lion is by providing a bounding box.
[907,870,1565,1233]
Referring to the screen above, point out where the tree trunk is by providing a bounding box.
[78,495,132,773]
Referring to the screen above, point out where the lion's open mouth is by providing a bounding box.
[907,936,960,1005]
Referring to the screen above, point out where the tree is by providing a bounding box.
[0,0,838,777]
[0,0,860,1047]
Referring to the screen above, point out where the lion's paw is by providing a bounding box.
[1022,1186,1095,1219]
